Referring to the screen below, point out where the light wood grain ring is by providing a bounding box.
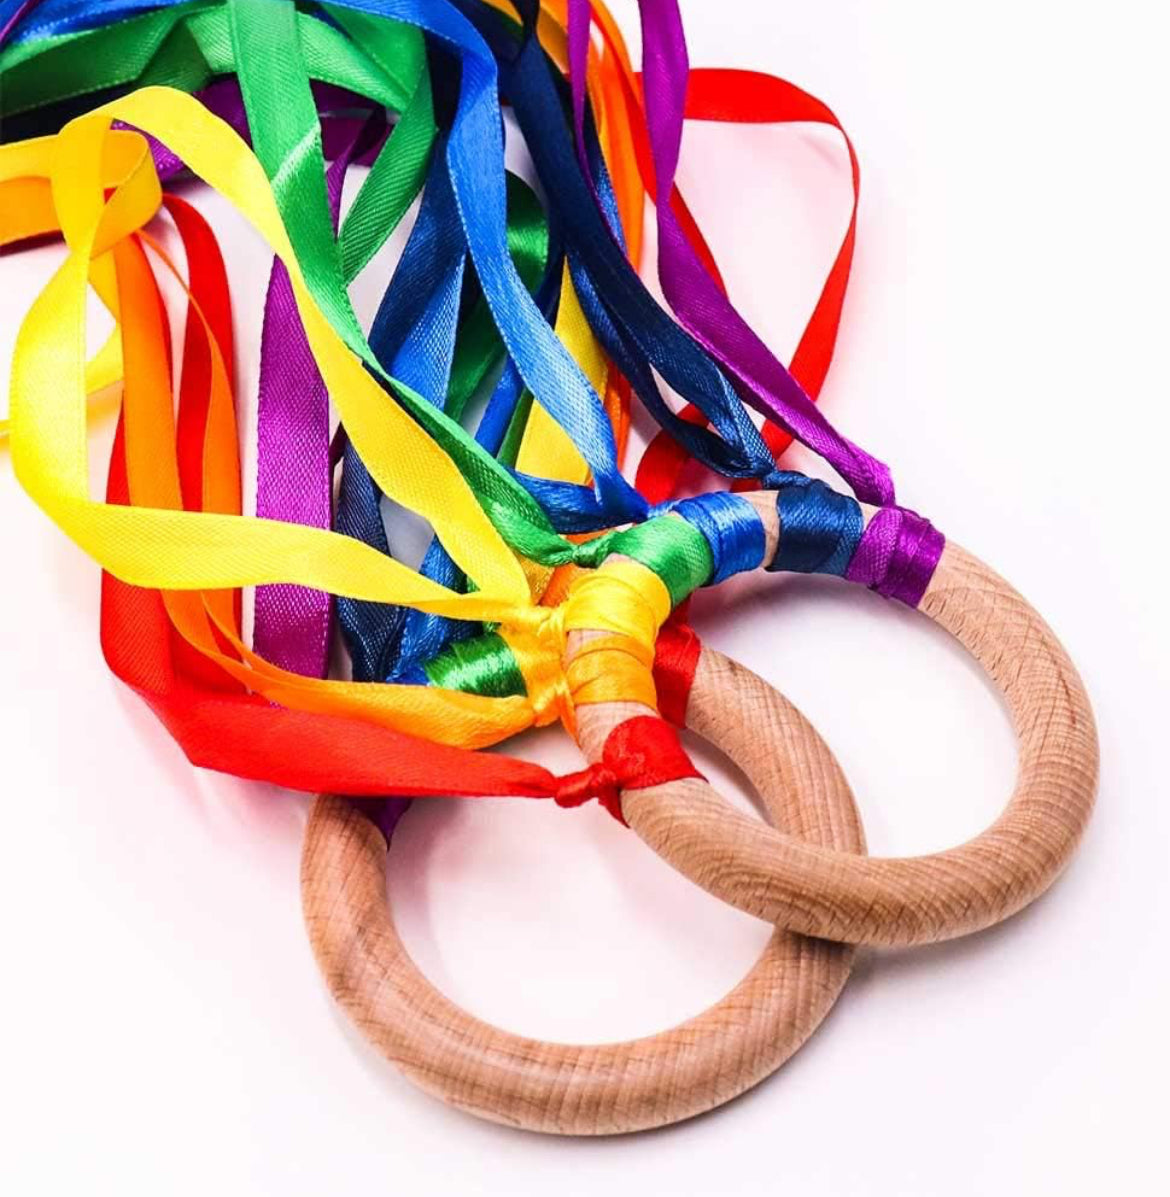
[302,647,865,1135]
[623,520,1100,947]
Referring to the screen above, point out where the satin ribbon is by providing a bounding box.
[456,0,894,541]
[8,103,527,644]
[0,7,867,627]
[464,0,776,503]
[0,0,876,567]
[0,2,938,823]
[7,143,702,833]
[2,10,613,564]
[2,0,885,548]
[1,0,882,529]
[0,0,635,672]
[90,197,654,813]
[557,1,940,593]
[37,141,657,821]
[2,92,712,752]
[573,0,891,504]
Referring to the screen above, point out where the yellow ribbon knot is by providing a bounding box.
[500,558,672,733]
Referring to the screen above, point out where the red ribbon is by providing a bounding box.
[91,70,858,820]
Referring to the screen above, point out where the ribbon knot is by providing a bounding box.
[554,763,626,824]
[504,601,566,648]
[512,626,575,728]
[500,559,672,732]
[550,715,706,826]
[498,603,574,728]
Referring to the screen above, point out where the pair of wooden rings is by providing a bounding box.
[302,499,1098,1134]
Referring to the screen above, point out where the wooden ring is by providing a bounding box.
[623,535,1099,947]
[301,647,864,1135]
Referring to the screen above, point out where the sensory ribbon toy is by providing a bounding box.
[0,0,1097,1135]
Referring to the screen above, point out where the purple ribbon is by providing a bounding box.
[568,0,942,598]
[250,144,352,678]
[133,79,388,677]
[565,0,892,505]
[847,506,945,608]
[0,0,39,46]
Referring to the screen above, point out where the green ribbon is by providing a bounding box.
[0,0,721,618]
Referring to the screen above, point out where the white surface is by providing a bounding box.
[1,2,1167,1194]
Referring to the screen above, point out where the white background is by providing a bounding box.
[2,2,1168,1194]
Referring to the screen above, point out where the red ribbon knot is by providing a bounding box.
[551,715,705,826]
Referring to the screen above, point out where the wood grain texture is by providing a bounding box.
[623,539,1099,946]
[301,650,864,1135]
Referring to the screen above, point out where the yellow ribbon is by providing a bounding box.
[2,86,668,747]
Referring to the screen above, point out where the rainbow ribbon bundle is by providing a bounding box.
[0,0,1098,1135]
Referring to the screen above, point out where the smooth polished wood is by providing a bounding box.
[302,650,864,1135]
[623,536,1099,947]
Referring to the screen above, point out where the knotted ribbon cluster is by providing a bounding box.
[0,4,938,874]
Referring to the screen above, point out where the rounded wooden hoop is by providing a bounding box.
[301,649,864,1135]
[623,538,1099,947]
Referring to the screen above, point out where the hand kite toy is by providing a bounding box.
[0,0,1097,1135]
